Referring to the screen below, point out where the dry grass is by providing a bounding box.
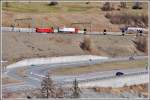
[2,2,148,32]
[101,2,113,11]
[2,90,27,98]
[134,36,148,54]
[2,77,22,84]
[105,12,148,27]
[52,59,147,75]
[16,67,28,78]
[80,35,93,52]
[93,83,148,97]
[3,32,145,65]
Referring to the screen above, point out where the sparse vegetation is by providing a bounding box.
[2,77,22,84]
[3,32,146,65]
[93,84,148,97]
[120,2,127,8]
[53,59,147,75]
[16,67,27,78]
[132,2,143,9]
[101,2,113,11]
[2,2,61,13]
[105,12,148,27]
[134,36,148,54]
[2,2,148,31]
[80,35,96,53]
[2,2,94,13]
[49,2,58,6]
[86,2,90,5]
[80,35,92,52]
[4,2,9,7]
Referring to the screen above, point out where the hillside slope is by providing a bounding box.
[2,2,148,32]
[2,32,145,65]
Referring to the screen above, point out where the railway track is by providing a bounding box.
[2,27,141,36]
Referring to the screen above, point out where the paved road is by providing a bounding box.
[2,56,148,91]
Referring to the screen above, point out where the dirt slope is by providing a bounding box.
[2,32,145,65]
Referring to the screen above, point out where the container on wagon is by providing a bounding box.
[59,27,76,33]
[54,29,59,33]
[78,30,84,34]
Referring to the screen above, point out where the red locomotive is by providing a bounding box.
[35,27,54,33]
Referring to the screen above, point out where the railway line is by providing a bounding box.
[2,27,146,36]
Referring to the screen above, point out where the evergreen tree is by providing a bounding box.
[72,78,81,98]
[41,74,56,98]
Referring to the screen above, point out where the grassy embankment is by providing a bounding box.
[53,59,148,75]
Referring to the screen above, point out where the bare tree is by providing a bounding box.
[40,74,56,98]
[71,79,81,98]
[120,2,127,8]
[49,0,58,6]
[56,86,65,98]
[132,2,142,9]
[101,2,112,11]
[4,1,9,7]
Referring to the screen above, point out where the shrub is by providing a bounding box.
[105,13,112,18]
[132,2,143,9]
[80,35,92,52]
[86,2,90,4]
[101,2,113,11]
[49,2,58,6]
[105,13,148,27]
[120,2,127,8]
[134,36,147,53]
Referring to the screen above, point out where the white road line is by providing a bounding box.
[30,72,46,78]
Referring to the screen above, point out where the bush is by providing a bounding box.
[134,36,147,53]
[80,35,96,53]
[80,36,92,52]
[86,2,90,4]
[101,2,113,11]
[105,13,111,18]
[49,2,58,6]
[105,13,148,27]
[132,2,143,9]
[120,2,127,8]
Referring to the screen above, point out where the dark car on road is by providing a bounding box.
[129,56,135,60]
[116,72,124,76]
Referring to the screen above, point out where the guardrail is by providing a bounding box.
[59,71,148,87]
